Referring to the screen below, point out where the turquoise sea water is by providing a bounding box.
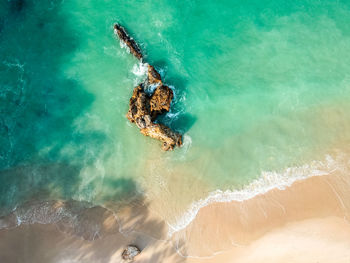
[1,0,350,229]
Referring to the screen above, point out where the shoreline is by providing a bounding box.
[1,153,350,262]
[167,153,344,237]
[1,170,350,262]
[171,165,350,258]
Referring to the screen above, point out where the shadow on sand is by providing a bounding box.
[0,194,187,263]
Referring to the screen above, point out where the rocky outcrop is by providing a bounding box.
[125,75,182,150]
[141,123,182,151]
[122,245,141,262]
[147,65,162,85]
[126,83,152,129]
[114,24,143,60]
[150,85,173,119]
[115,23,182,150]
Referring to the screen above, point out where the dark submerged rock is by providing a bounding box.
[122,245,141,262]
[114,24,143,60]
[10,0,25,13]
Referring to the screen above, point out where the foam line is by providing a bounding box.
[167,154,342,237]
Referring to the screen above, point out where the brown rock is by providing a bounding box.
[147,65,162,85]
[150,85,174,120]
[125,73,181,150]
[126,84,142,123]
[141,123,182,151]
[114,24,143,60]
[116,24,182,150]
[122,245,141,262]
[126,84,152,129]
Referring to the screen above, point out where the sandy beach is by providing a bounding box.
[3,0,350,262]
[1,166,350,263]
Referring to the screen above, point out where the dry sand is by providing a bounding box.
[1,170,350,263]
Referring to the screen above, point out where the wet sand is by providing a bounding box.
[172,170,350,258]
[1,170,350,262]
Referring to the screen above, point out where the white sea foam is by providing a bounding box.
[0,200,121,241]
[119,39,129,52]
[145,83,158,95]
[132,62,148,85]
[165,111,180,119]
[180,134,192,154]
[3,60,25,70]
[167,154,344,237]
[168,85,177,100]
[9,200,91,226]
[132,62,148,76]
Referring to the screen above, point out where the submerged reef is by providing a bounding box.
[114,24,182,150]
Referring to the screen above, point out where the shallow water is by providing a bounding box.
[1,0,350,239]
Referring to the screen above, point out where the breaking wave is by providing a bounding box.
[0,200,120,240]
[167,153,346,237]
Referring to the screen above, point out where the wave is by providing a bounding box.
[0,153,346,246]
[132,61,148,76]
[131,61,148,85]
[167,154,345,237]
[0,200,120,241]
